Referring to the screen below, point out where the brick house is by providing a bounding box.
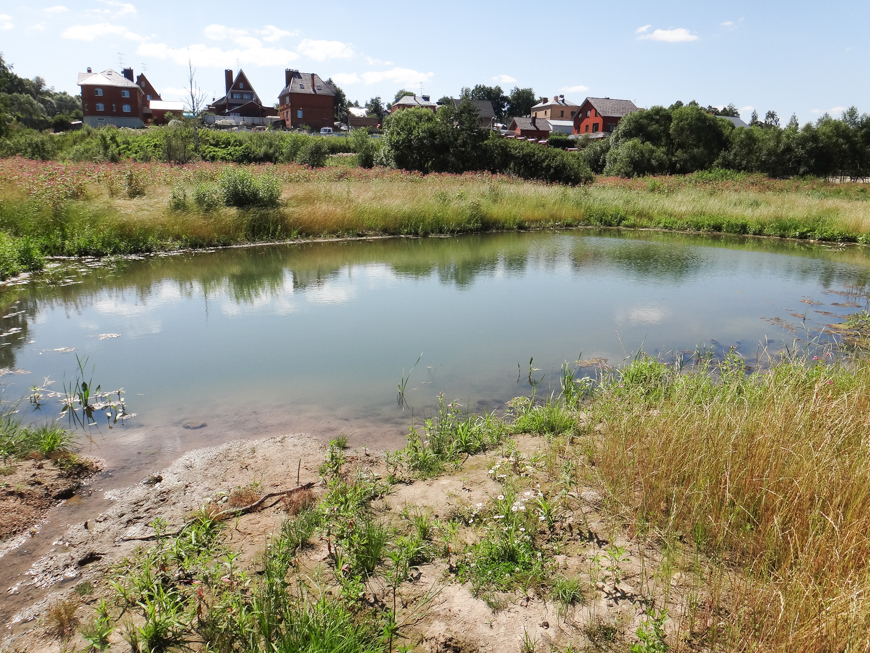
[209,69,277,118]
[573,97,639,136]
[77,67,146,128]
[278,70,335,130]
[508,116,551,141]
[531,95,580,121]
[390,95,437,113]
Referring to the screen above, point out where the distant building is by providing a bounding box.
[444,98,496,129]
[508,116,551,141]
[77,67,146,128]
[209,69,277,118]
[390,95,437,113]
[149,100,185,125]
[276,70,336,130]
[573,97,639,136]
[136,73,162,103]
[717,115,749,128]
[531,95,580,121]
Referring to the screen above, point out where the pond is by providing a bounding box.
[2,229,869,484]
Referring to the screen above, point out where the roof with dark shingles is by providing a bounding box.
[510,117,551,132]
[449,98,496,119]
[393,94,437,108]
[280,71,336,97]
[584,97,640,118]
[531,97,580,109]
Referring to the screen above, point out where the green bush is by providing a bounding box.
[192,182,222,211]
[218,168,281,207]
[349,128,377,168]
[297,138,328,168]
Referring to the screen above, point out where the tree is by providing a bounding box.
[467,84,508,122]
[750,110,760,126]
[185,58,208,116]
[366,96,386,122]
[506,87,536,118]
[764,110,780,128]
[326,78,348,123]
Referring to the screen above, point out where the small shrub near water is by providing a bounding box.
[218,167,281,207]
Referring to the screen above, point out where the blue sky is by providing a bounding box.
[1,0,866,123]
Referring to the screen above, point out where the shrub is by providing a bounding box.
[296,138,328,168]
[192,182,222,211]
[218,168,281,208]
[349,128,378,168]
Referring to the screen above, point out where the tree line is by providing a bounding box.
[585,101,870,179]
[0,53,82,134]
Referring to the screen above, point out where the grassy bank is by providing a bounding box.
[1,158,869,280]
[37,345,870,652]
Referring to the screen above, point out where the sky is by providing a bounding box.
[0,0,867,124]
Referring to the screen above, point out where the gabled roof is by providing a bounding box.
[448,98,495,119]
[510,117,551,132]
[227,70,261,104]
[393,94,436,108]
[583,97,639,118]
[279,71,335,97]
[717,115,749,128]
[532,96,579,109]
[77,69,143,91]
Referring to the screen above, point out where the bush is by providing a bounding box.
[218,168,281,207]
[349,128,377,168]
[192,182,222,211]
[297,138,328,168]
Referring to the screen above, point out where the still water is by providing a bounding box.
[2,229,869,479]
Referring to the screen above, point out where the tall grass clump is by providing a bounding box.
[218,167,281,208]
[590,354,870,651]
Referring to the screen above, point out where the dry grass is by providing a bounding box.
[279,486,316,515]
[227,486,261,508]
[45,599,79,640]
[591,357,870,651]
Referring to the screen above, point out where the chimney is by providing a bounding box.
[122,67,134,82]
[542,97,548,104]
[531,116,536,127]
[285,68,293,87]
[87,67,92,73]
[560,94,565,101]
[310,72,316,92]
[225,69,233,93]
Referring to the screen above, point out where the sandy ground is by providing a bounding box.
[1,432,705,653]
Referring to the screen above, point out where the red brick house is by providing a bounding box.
[135,73,162,103]
[77,67,146,128]
[209,70,277,118]
[508,117,551,141]
[573,97,639,136]
[278,69,335,130]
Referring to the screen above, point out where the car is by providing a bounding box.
[320,127,334,135]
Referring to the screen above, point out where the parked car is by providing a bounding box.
[320,127,334,135]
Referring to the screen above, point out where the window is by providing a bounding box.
[112,104,116,112]
[560,110,564,117]
[146,94,151,101]
[592,123,599,133]
[95,88,103,96]
[570,111,575,117]
[243,93,252,99]
[297,109,303,118]
[239,82,244,89]
[586,109,590,118]
[299,84,304,89]
[584,124,589,133]
[232,93,241,99]
[84,103,88,111]
[96,103,104,112]
[121,90,130,98]
[122,104,131,112]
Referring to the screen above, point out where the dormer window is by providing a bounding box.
[239,82,244,89]
[95,88,103,96]
[299,84,304,89]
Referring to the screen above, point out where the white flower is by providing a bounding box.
[519,506,526,511]
[539,516,546,521]
[476,502,483,507]
[511,506,518,512]
[520,527,526,532]
[498,495,504,500]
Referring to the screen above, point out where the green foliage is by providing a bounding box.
[218,167,281,207]
[507,87,538,119]
[350,128,378,168]
[630,610,669,652]
[551,575,588,615]
[297,138,328,168]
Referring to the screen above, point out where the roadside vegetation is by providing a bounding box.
[38,337,870,652]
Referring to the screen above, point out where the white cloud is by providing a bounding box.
[204,24,248,40]
[62,22,143,41]
[636,24,651,33]
[297,39,355,61]
[27,23,46,31]
[0,14,13,30]
[811,106,846,115]
[137,41,299,68]
[360,67,433,86]
[561,84,588,93]
[258,25,298,42]
[99,0,136,16]
[331,73,360,85]
[365,56,392,66]
[740,105,754,112]
[158,86,191,100]
[44,5,68,14]
[638,27,699,42]
[492,74,516,84]
[721,21,733,26]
